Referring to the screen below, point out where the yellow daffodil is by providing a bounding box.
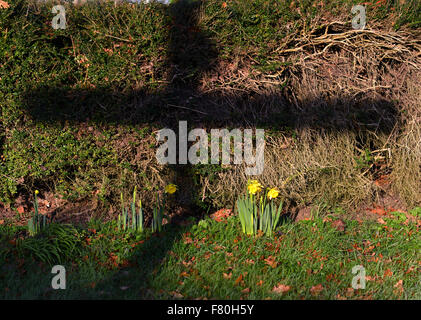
[34,190,39,195]
[267,188,279,200]
[247,180,262,195]
[165,184,177,194]
[247,180,259,186]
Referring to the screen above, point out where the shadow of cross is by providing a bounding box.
[14,0,400,298]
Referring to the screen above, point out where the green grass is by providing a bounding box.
[1,208,419,299]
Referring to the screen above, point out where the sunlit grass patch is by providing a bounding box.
[1,206,419,299]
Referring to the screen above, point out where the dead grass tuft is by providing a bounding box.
[390,73,421,207]
[197,21,421,213]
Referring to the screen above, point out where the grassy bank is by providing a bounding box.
[0,0,420,300]
[1,0,420,217]
[1,207,420,299]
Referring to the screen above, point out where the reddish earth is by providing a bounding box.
[0,184,415,227]
[289,191,410,223]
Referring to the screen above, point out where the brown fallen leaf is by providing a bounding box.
[370,207,386,216]
[264,256,278,268]
[310,284,324,296]
[377,218,386,224]
[365,275,375,281]
[345,287,354,297]
[374,175,390,188]
[234,274,243,286]
[182,260,192,267]
[203,252,212,259]
[272,284,291,294]
[256,230,265,238]
[331,219,346,232]
[405,266,415,274]
[210,208,233,222]
[241,288,250,294]
[170,291,184,298]
[0,1,10,9]
[393,280,404,295]
[223,272,232,279]
[394,280,403,289]
[184,237,193,244]
[383,269,393,278]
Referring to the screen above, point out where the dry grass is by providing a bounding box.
[197,20,421,213]
[390,73,421,207]
[206,131,372,210]
[84,17,421,215]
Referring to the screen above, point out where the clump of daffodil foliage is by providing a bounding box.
[118,184,177,233]
[118,186,144,232]
[236,180,283,237]
[27,190,48,236]
[151,183,177,233]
